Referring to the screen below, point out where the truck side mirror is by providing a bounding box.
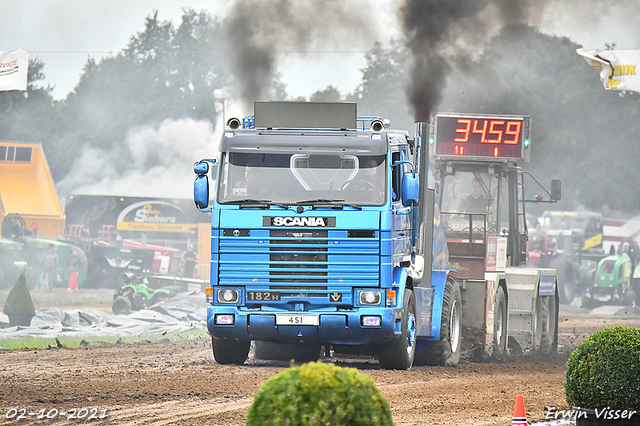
[402,172,419,207]
[550,179,561,201]
[194,161,210,210]
[194,161,209,175]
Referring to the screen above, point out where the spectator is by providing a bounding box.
[41,244,58,292]
[67,253,80,293]
[182,245,199,278]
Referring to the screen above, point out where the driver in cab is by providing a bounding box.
[341,158,385,203]
[233,166,269,199]
[458,178,494,215]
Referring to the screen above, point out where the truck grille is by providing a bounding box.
[218,228,380,287]
[269,230,328,283]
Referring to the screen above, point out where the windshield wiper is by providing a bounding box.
[295,199,362,210]
[233,199,289,209]
[296,198,344,204]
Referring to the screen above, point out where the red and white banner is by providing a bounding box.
[0,49,28,91]
[577,48,640,93]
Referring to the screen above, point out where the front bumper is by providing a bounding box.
[583,285,624,302]
[207,306,401,345]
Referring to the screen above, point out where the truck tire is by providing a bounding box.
[150,293,170,307]
[492,285,508,358]
[112,296,132,315]
[378,289,417,370]
[581,294,598,310]
[623,289,637,306]
[550,256,576,304]
[253,341,321,363]
[414,278,462,366]
[533,294,558,355]
[212,337,250,365]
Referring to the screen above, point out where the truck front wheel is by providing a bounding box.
[378,289,416,370]
[415,278,462,366]
[212,337,250,365]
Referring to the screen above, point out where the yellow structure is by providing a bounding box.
[197,222,212,280]
[0,141,65,238]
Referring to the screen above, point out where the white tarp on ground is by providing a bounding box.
[0,293,207,340]
[0,49,28,91]
[577,48,640,93]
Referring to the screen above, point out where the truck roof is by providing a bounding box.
[220,128,389,156]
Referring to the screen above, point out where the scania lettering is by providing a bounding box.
[193,103,560,368]
[270,217,330,227]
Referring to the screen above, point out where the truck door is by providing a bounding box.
[391,147,413,264]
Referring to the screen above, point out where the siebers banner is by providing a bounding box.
[577,48,640,93]
[0,49,28,91]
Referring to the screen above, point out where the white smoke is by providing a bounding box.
[57,118,221,200]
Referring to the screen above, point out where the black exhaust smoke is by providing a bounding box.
[400,0,545,121]
[223,0,376,110]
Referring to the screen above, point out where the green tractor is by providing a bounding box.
[535,211,606,304]
[581,240,640,309]
[0,214,87,290]
[112,272,181,314]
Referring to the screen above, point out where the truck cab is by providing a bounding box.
[194,102,457,369]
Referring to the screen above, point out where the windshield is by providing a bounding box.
[439,169,505,234]
[217,152,387,206]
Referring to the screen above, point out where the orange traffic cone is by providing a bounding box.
[511,395,527,426]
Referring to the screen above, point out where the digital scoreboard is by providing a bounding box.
[430,113,531,162]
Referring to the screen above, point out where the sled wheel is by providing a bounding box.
[378,289,416,370]
[212,337,250,365]
[492,285,508,358]
[533,293,558,355]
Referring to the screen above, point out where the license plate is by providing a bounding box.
[276,314,319,326]
[247,291,281,301]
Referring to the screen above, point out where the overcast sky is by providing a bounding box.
[4,0,640,200]
[2,0,392,102]
[3,0,640,103]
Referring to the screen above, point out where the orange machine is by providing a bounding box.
[0,142,65,238]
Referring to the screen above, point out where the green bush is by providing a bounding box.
[565,326,640,411]
[246,361,394,426]
[3,273,36,318]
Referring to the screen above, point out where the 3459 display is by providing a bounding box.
[433,114,530,161]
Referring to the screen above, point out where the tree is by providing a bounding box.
[0,58,59,144]
[54,9,232,180]
[438,25,640,213]
[351,40,413,131]
[310,86,342,102]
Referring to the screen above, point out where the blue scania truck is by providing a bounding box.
[193,103,560,369]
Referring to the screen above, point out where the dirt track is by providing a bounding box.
[2,315,640,426]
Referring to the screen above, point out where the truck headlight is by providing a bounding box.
[217,288,239,303]
[359,290,382,305]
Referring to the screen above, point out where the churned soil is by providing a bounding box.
[2,315,639,426]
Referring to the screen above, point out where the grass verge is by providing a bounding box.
[0,328,209,350]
